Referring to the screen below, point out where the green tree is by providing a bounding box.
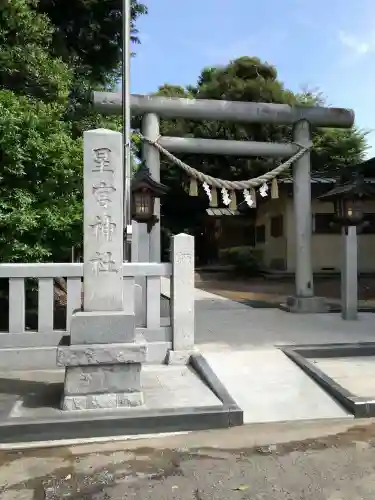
[35,0,148,138]
[0,92,83,262]
[295,88,368,176]
[0,0,147,262]
[0,0,71,101]
[0,0,82,262]
[149,58,297,195]
[36,0,147,86]
[149,57,367,193]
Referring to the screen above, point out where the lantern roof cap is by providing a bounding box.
[318,172,375,201]
[131,162,168,196]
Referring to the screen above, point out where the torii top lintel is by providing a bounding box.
[93,92,354,129]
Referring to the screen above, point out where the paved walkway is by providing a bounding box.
[195,299,375,351]
[193,296,375,424]
[163,277,375,351]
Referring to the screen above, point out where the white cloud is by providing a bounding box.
[338,30,375,56]
[199,31,287,65]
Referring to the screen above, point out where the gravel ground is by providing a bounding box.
[2,419,375,499]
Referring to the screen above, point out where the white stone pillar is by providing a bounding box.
[167,233,195,364]
[58,129,146,411]
[83,129,124,311]
[142,113,161,262]
[132,221,150,326]
[341,226,358,320]
[293,120,314,298]
[286,120,327,313]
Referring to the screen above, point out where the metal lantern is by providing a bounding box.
[133,187,154,221]
[333,197,363,226]
[318,173,375,228]
[131,162,168,232]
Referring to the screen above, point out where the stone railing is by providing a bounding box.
[0,233,194,370]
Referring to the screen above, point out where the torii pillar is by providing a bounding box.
[286,120,328,313]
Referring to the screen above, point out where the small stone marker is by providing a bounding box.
[167,233,195,364]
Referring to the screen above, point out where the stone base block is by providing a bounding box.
[70,310,135,345]
[284,295,329,313]
[57,342,147,367]
[64,364,141,395]
[166,349,195,365]
[58,341,146,411]
[62,391,144,411]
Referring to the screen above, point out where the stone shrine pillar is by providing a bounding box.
[286,120,328,313]
[57,129,146,411]
[141,113,160,263]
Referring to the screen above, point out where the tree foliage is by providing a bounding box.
[0,0,147,262]
[36,0,147,137]
[147,58,367,195]
[36,0,147,86]
[0,0,71,101]
[295,88,367,176]
[0,0,80,262]
[0,91,82,262]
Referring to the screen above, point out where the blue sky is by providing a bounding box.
[131,0,375,157]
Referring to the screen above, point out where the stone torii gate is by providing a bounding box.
[93,92,354,313]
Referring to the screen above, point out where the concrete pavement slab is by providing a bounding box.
[312,356,375,397]
[195,304,375,350]
[1,365,221,420]
[202,349,352,423]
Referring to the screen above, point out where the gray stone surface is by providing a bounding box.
[166,349,194,365]
[312,356,375,397]
[64,363,141,395]
[342,226,358,320]
[171,234,195,352]
[285,295,329,313]
[62,391,144,410]
[57,343,147,367]
[195,301,375,350]
[142,113,161,263]
[83,129,124,312]
[203,349,351,423]
[132,222,149,327]
[70,310,135,345]
[292,120,315,300]
[1,365,222,419]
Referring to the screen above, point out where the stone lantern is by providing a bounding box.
[132,162,168,233]
[318,173,375,319]
[318,173,375,232]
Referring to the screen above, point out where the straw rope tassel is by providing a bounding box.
[211,187,218,207]
[229,191,237,211]
[271,178,279,199]
[189,178,198,196]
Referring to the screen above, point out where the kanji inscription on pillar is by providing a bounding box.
[90,215,116,242]
[83,129,124,311]
[92,181,116,208]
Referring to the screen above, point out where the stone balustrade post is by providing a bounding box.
[167,233,195,364]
